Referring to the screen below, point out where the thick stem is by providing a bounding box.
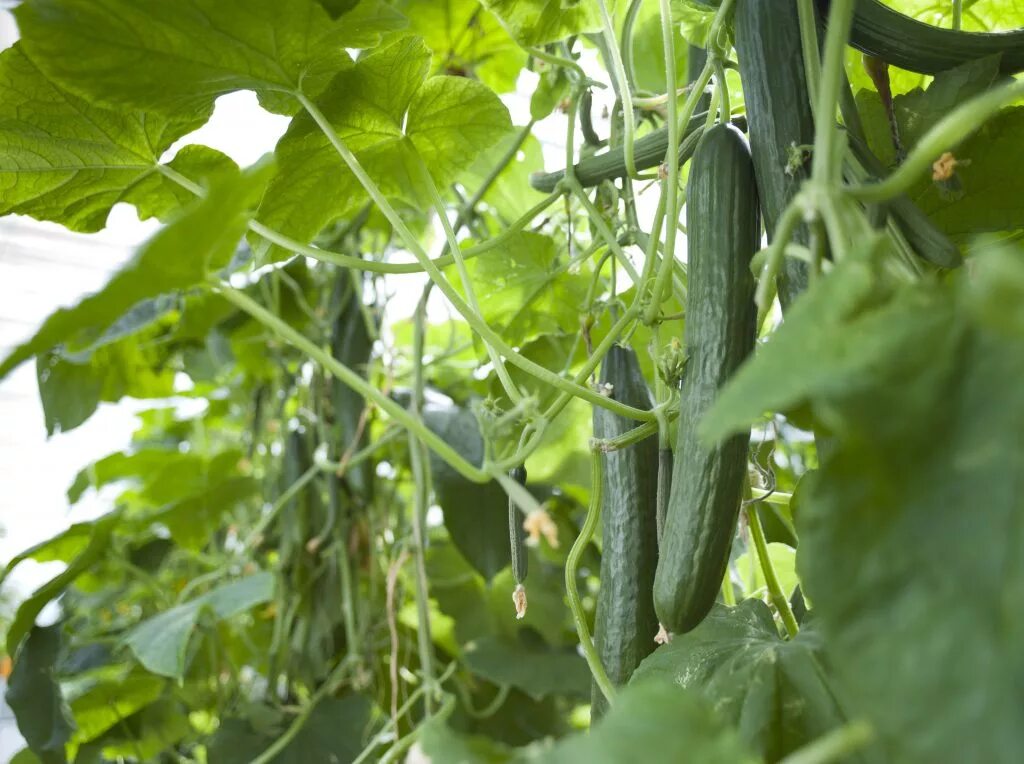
[812,0,856,185]
[747,500,800,638]
[599,0,639,178]
[778,721,875,764]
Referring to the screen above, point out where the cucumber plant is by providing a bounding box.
[1,0,1023,762]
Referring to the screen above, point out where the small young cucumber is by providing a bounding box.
[653,124,759,635]
[591,345,660,718]
[508,466,528,587]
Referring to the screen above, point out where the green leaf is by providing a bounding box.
[15,0,402,116]
[37,338,176,436]
[701,242,952,442]
[463,132,547,228]
[530,67,570,121]
[479,0,601,46]
[532,679,757,764]
[633,3,689,94]
[463,635,590,701]
[418,717,516,763]
[90,698,191,761]
[123,572,274,679]
[0,161,274,382]
[67,447,180,505]
[5,625,74,764]
[126,146,240,223]
[632,601,859,762]
[733,542,798,602]
[150,475,258,549]
[446,232,591,349]
[423,401,510,580]
[256,36,511,259]
[0,43,209,232]
[0,519,107,591]
[857,56,1024,235]
[397,0,526,93]
[796,246,1024,761]
[7,514,120,656]
[64,673,165,744]
[9,750,44,764]
[207,695,374,764]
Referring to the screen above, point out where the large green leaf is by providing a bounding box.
[256,35,512,259]
[0,43,208,232]
[123,572,274,679]
[6,513,120,656]
[531,679,757,764]
[423,401,510,580]
[0,161,273,381]
[701,241,953,443]
[445,232,591,350]
[857,55,1024,235]
[67,447,180,504]
[479,0,601,46]
[37,339,176,436]
[63,672,165,744]
[207,695,374,763]
[463,635,590,701]
[150,475,258,549]
[15,0,403,116]
[795,246,1024,761]
[396,0,526,93]
[5,625,73,764]
[632,601,860,762]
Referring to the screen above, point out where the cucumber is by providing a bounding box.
[820,0,1024,75]
[592,345,660,718]
[508,466,528,586]
[530,115,751,192]
[735,0,814,309]
[653,124,758,634]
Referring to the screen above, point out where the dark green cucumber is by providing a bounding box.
[592,345,660,718]
[735,0,815,309]
[819,0,1024,75]
[653,124,758,634]
[508,466,528,586]
[529,113,749,193]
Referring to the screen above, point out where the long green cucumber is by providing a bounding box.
[653,124,758,635]
[820,0,1024,75]
[591,345,660,718]
[735,0,814,309]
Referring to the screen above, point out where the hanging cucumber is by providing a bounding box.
[508,465,529,619]
[820,0,1024,75]
[591,345,660,719]
[653,124,759,635]
[735,0,814,309]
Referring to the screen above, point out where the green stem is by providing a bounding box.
[755,202,804,327]
[408,287,436,715]
[243,461,320,551]
[778,721,875,764]
[567,450,616,704]
[420,156,522,402]
[747,499,800,638]
[295,93,653,422]
[645,60,714,324]
[951,0,963,30]
[599,0,639,178]
[157,164,560,275]
[796,0,823,109]
[221,286,490,483]
[812,0,856,185]
[848,77,1024,203]
[250,658,354,764]
[527,46,591,82]
[713,58,731,120]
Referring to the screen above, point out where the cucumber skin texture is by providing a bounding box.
[820,0,1024,75]
[508,466,528,584]
[735,0,813,309]
[654,124,758,635]
[591,345,660,718]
